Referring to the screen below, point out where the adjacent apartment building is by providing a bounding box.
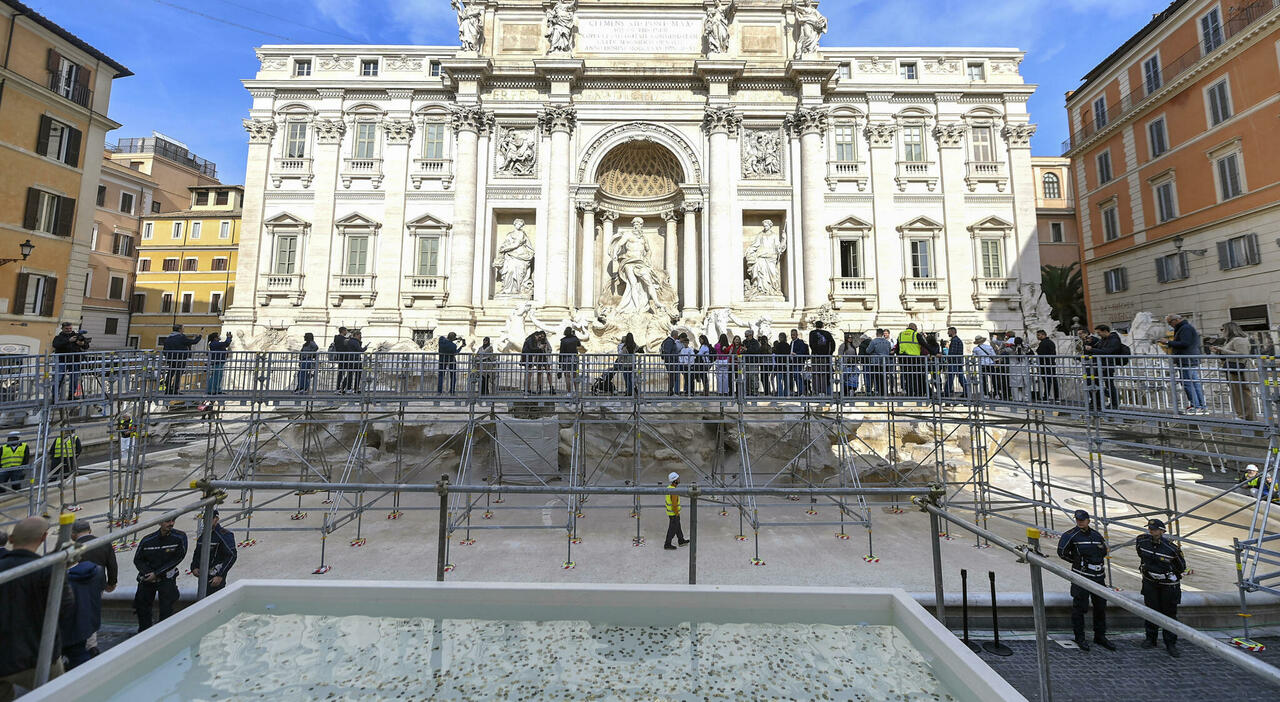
[132,185,242,348]
[1031,156,1080,269]
[1063,0,1280,333]
[84,134,221,349]
[0,0,130,353]
[85,154,157,348]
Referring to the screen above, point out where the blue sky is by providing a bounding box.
[29,0,1167,184]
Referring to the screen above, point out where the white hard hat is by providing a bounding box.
[668,472,680,482]
[1245,464,1260,473]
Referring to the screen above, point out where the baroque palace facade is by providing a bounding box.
[226,0,1043,351]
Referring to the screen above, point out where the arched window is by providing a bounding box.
[1042,172,1062,199]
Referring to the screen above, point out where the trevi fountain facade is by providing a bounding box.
[225,0,1049,352]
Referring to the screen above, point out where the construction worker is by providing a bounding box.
[896,323,927,397]
[190,511,237,596]
[48,428,83,482]
[0,433,31,491]
[116,414,137,463]
[1244,464,1261,497]
[1056,510,1115,652]
[663,471,689,551]
[1136,518,1186,657]
[133,518,187,631]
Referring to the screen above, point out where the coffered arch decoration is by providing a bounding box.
[577,121,703,185]
[595,142,684,200]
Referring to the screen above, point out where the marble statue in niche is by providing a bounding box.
[493,219,535,297]
[744,220,786,300]
[609,217,678,319]
[496,127,537,176]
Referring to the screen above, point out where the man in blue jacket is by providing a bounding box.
[191,511,237,596]
[944,327,967,398]
[133,518,188,631]
[161,324,202,395]
[0,518,74,693]
[1159,314,1206,414]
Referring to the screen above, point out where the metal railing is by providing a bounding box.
[1062,0,1278,154]
[2,350,1276,426]
[919,499,1280,697]
[111,137,218,179]
[0,492,221,689]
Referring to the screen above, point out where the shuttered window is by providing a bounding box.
[1218,233,1261,270]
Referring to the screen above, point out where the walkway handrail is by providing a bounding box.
[205,479,939,498]
[918,499,1280,689]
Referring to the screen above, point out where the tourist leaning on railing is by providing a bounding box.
[1160,314,1206,414]
[1211,321,1256,422]
[205,332,232,395]
[294,333,318,394]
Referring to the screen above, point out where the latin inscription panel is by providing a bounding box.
[578,17,702,54]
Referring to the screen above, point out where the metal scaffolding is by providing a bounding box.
[0,349,1276,596]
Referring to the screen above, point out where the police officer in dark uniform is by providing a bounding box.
[1136,518,1186,657]
[1056,509,1115,651]
[133,518,188,631]
[190,511,237,596]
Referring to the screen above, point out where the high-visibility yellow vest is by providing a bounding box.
[53,436,77,458]
[1,443,27,469]
[897,330,922,356]
[665,484,680,516]
[117,417,135,437]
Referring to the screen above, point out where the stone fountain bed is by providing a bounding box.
[31,582,1023,701]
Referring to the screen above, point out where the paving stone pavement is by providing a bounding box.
[981,635,1280,701]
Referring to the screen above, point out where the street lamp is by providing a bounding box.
[0,239,34,267]
[1171,234,1206,256]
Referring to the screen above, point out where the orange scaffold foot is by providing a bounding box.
[312,565,332,575]
[735,534,748,542]
[562,561,576,570]
[290,512,307,520]
[1231,637,1265,652]
[66,504,83,512]
[629,511,639,519]
[805,509,818,516]
[458,538,476,546]
[863,555,880,563]
[834,532,850,540]
[719,510,728,517]
[349,538,367,548]
[482,511,493,520]
[238,539,258,548]
[632,536,645,547]
[938,532,954,541]
[569,536,583,545]
[750,557,766,566]
[443,563,455,573]
[386,511,403,520]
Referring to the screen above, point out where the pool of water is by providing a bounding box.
[105,613,956,701]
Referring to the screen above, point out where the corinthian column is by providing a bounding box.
[578,201,597,309]
[448,105,493,310]
[540,105,577,315]
[703,107,741,310]
[681,201,701,312]
[786,107,830,311]
[662,209,679,281]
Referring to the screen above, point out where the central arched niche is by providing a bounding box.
[594,141,685,200]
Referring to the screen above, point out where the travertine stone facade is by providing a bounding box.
[227,0,1040,349]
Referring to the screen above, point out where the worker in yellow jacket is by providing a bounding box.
[663,471,689,551]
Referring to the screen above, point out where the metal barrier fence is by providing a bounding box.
[4,350,1277,423]
[918,499,1280,699]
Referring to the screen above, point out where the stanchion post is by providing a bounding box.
[1027,528,1053,702]
[436,475,449,582]
[929,509,946,626]
[196,501,216,599]
[960,568,980,653]
[34,512,74,686]
[982,570,1013,656]
[689,483,699,585]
